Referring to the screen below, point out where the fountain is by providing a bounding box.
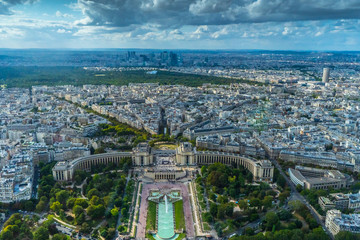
[164,194,168,213]
[148,190,182,240]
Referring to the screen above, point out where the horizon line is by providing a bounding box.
[0,48,359,53]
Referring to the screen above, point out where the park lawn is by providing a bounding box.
[293,212,309,230]
[203,222,211,231]
[174,200,186,231]
[176,233,186,239]
[146,233,156,240]
[155,144,178,150]
[0,67,264,88]
[146,201,157,231]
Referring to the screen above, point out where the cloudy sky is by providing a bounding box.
[1,0,360,50]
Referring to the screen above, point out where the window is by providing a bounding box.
[186,156,189,165]
[141,156,144,165]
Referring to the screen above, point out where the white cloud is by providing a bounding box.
[56,10,74,19]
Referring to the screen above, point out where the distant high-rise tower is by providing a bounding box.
[322,68,330,83]
[169,52,178,66]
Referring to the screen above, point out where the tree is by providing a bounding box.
[201,165,207,176]
[296,184,303,192]
[217,204,227,219]
[295,219,303,229]
[202,212,213,223]
[274,229,293,240]
[111,207,119,218]
[107,228,116,240]
[24,201,34,211]
[250,198,261,208]
[48,223,59,235]
[40,196,48,203]
[307,217,319,229]
[74,175,82,185]
[50,201,62,214]
[335,231,360,240]
[238,200,248,210]
[279,191,290,204]
[94,147,105,154]
[276,175,286,188]
[225,204,234,217]
[244,227,254,236]
[210,203,218,217]
[325,143,333,151]
[74,198,88,209]
[209,192,216,202]
[53,233,69,240]
[118,225,127,233]
[80,223,91,234]
[66,198,76,209]
[305,227,329,240]
[289,200,304,212]
[56,190,69,205]
[121,207,128,218]
[291,229,304,240]
[33,226,49,240]
[217,195,228,204]
[0,229,13,239]
[262,196,273,209]
[36,201,47,212]
[75,212,85,225]
[250,213,259,222]
[90,196,100,205]
[73,205,84,217]
[277,209,292,221]
[87,188,100,199]
[265,212,279,230]
[87,204,105,219]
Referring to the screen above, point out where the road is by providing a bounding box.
[31,166,40,199]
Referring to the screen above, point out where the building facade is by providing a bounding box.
[53,142,274,182]
[280,150,338,168]
[53,152,132,181]
[319,192,360,212]
[326,209,360,236]
[289,166,353,190]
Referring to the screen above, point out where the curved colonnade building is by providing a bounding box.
[53,142,274,182]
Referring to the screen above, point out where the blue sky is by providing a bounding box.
[1,0,360,50]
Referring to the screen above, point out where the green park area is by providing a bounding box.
[0,67,263,88]
[154,143,178,150]
[0,157,135,240]
[192,163,333,240]
[146,201,157,231]
[174,200,185,231]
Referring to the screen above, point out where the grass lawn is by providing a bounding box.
[176,233,186,239]
[146,201,157,231]
[293,212,309,230]
[174,200,186,231]
[154,143,178,150]
[146,233,156,240]
[203,222,211,231]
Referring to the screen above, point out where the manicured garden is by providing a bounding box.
[146,201,157,231]
[174,200,185,231]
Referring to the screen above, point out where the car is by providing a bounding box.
[229,233,237,238]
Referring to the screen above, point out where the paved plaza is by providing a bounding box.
[136,182,195,238]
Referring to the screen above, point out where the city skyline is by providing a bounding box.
[0,0,360,50]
